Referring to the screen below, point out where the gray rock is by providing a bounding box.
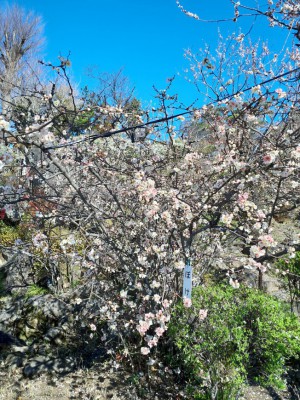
[0,310,13,324]
[0,296,24,328]
[5,353,26,370]
[0,330,26,348]
[0,253,34,294]
[23,355,50,378]
[45,327,62,341]
[52,357,75,374]
[23,355,76,378]
[28,294,70,319]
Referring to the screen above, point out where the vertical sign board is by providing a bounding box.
[183,259,192,299]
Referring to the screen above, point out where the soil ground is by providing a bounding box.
[0,363,295,400]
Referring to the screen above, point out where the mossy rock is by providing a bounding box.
[15,295,70,342]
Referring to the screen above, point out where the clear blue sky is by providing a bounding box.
[8,0,290,107]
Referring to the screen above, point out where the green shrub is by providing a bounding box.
[277,251,300,312]
[168,285,300,399]
[0,219,31,247]
[0,220,21,246]
[25,284,49,298]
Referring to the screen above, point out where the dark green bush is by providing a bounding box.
[168,285,300,399]
[277,251,300,312]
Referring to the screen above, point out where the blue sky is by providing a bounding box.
[7,0,291,107]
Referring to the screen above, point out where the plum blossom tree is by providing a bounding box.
[0,0,299,367]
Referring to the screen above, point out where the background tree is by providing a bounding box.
[0,4,44,120]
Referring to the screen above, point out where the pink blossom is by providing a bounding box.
[263,154,273,164]
[145,201,160,218]
[156,310,165,322]
[156,309,171,323]
[161,210,172,221]
[32,232,49,253]
[146,336,159,348]
[256,210,266,220]
[144,313,155,321]
[258,234,276,248]
[138,178,158,202]
[184,152,199,164]
[142,187,157,201]
[199,309,208,320]
[137,320,151,336]
[262,151,277,164]
[250,245,266,259]
[32,232,47,246]
[162,299,171,308]
[155,326,166,337]
[183,297,192,308]
[238,192,249,205]
[216,124,226,135]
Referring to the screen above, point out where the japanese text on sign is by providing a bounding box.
[183,259,192,299]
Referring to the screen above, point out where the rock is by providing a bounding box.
[0,330,26,349]
[0,310,14,324]
[0,296,24,329]
[5,353,26,370]
[52,357,76,374]
[23,356,76,378]
[5,294,72,341]
[28,294,70,319]
[45,327,62,341]
[23,355,49,378]
[0,253,34,295]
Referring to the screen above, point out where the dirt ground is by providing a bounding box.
[0,364,136,400]
[0,367,295,400]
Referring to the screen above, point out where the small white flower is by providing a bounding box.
[141,347,150,355]
[150,280,161,289]
[0,118,10,130]
[251,85,262,95]
[236,33,244,42]
[229,278,240,289]
[153,294,161,303]
[275,88,286,99]
[175,261,185,270]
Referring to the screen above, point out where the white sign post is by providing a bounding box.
[182,259,192,299]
